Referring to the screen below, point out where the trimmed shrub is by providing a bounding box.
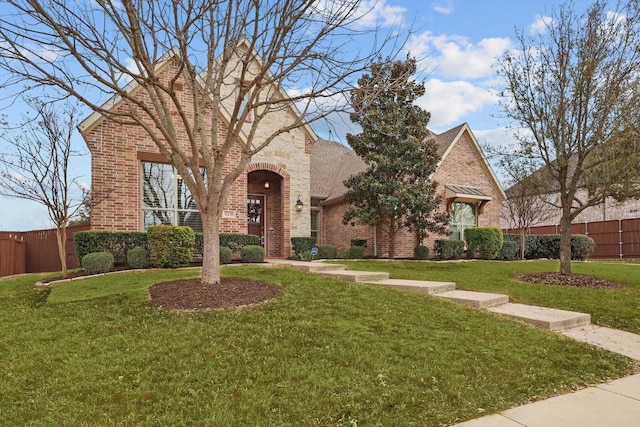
[194,233,260,255]
[464,227,503,260]
[496,240,519,260]
[318,244,337,259]
[434,240,464,260]
[219,246,233,264]
[350,239,367,248]
[571,235,595,260]
[74,231,148,265]
[347,245,365,259]
[241,245,265,263]
[147,225,195,268]
[291,237,316,256]
[414,245,430,260]
[82,252,114,275]
[126,247,149,269]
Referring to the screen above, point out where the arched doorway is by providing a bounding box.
[247,167,287,258]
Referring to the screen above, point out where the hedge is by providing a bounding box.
[434,240,464,260]
[317,244,337,259]
[74,231,148,265]
[496,240,519,260]
[346,245,365,259]
[503,234,595,260]
[147,225,195,268]
[194,233,260,255]
[127,247,150,269]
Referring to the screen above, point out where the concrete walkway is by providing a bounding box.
[267,259,640,427]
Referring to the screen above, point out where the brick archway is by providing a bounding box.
[247,163,291,258]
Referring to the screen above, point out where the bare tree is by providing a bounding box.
[500,156,556,259]
[0,1,403,285]
[0,97,87,278]
[497,0,640,275]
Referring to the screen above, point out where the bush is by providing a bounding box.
[219,246,233,265]
[82,252,114,275]
[317,244,337,259]
[147,226,195,268]
[571,235,595,260]
[464,227,503,260]
[496,241,519,260]
[291,237,316,257]
[126,247,149,269]
[241,245,265,263]
[74,231,148,265]
[194,233,260,255]
[347,245,365,259]
[434,240,464,260]
[350,239,367,248]
[413,246,430,260]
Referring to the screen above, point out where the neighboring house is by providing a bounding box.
[79,52,505,259]
[312,123,506,258]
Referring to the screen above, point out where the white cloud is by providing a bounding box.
[418,79,498,128]
[432,1,454,15]
[529,14,551,35]
[354,0,407,28]
[406,32,511,80]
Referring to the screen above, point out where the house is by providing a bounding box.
[312,124,506,258]
[79,52,505,259]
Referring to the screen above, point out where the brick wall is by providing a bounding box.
[81,57,311,258]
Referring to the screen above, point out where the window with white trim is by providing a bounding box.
[142,162,204,232]
[449,202,477,241]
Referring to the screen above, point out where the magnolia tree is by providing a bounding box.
[0,0,404,285]
[498,0,640,274]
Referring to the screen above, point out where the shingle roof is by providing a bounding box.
[311,126,466,204]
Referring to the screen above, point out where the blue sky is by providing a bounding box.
[0,0,590,231]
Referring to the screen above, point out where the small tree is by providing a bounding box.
[498,0,640,274]
[0,98,87,277]
[343,56,448,259]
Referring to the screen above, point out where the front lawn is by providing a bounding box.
[0,266,634,426]
[334,260,640,335]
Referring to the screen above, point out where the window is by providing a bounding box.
[142,162,204,232]
[310,211,319,241]
[449,202,477,241]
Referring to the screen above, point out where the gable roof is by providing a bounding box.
[78,44,318,144]
[311,122,506,204]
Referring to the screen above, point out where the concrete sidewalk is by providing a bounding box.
[268,259,640,427]
[453,373,640,427]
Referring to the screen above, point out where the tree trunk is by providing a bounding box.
[56,224,68,278]
[558,216,572,275]
[201,211,222,285]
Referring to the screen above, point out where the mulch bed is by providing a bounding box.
[148,277,282,310]
[517,272,623,289]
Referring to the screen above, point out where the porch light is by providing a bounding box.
[295,196,304,212]
[264,181,270,189]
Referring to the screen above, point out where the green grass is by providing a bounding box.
[0,265,635,426]
[333,260,640,335]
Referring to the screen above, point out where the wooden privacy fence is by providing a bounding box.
[505,218,640,259]
[0,235,27,277]
[0,224,90,277]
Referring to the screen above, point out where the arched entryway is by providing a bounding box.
[247,164,289,258]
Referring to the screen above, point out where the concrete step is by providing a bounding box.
[318,269,390,282]
[436,290,509,308]
[370,278,456,295]
[488,303,591,331]
[290,263,347,273]
[562,325,640,360]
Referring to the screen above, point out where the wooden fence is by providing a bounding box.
[505,218,640,259]
[0,224,90,277]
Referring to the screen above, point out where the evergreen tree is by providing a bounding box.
[343,56,448,258]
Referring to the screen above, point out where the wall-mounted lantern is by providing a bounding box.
[264,181,270,189]
[295,195,304,212]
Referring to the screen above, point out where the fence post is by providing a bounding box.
[619,219,623,259]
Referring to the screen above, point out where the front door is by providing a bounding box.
[247,195,265,247]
